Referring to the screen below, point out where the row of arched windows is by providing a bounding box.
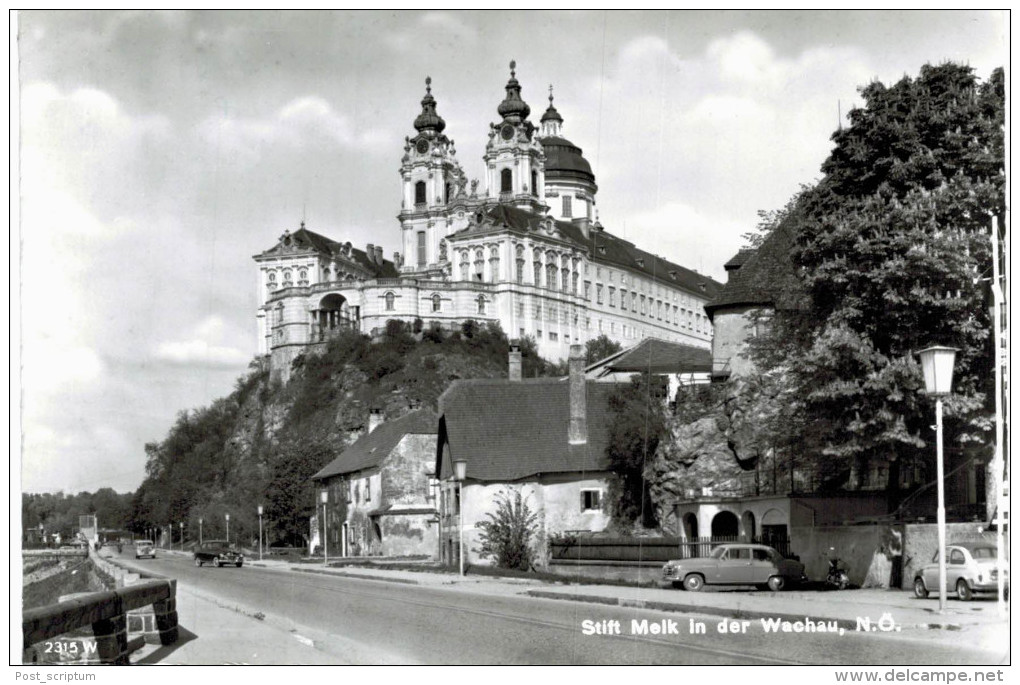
[266,268,309,289]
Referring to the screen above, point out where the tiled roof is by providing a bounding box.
[704,211,807,319]
[257,227,400,279]
[436,379,619,482]
[587,337,712,375]
[450,204,723,298]
[312,409,438,481]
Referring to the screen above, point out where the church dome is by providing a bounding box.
[413,76,446,134]
[540,135,595,184]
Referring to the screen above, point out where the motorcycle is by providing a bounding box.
[826,548,850,590]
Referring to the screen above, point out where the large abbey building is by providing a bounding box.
[255,63,723,380]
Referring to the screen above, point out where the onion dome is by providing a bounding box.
[540,85,563,125]
[413,76,446,133]
[497,60,531,123]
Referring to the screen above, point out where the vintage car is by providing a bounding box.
[194,540,244,568]
[913,542,1009,601]
[662,543,806,591]
[135,539,155,559]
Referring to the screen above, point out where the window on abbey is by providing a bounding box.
[415,181,426,205]
[501,169,512,193]
[477,296,486,314]
[531,170,538,196]
[385,292,395,311]
[417,232,426,267]
[432,294,441,312]
[562,196,572,217]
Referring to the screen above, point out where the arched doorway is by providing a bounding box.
[682,512,699,539]
[316,293,355,340]
[741,511,756,541]
[711,510,739,539]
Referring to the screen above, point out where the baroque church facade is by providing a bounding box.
[255,63,722,380]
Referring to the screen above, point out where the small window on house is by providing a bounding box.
[562,196,572,218]
[500,169,512,193]
[581,490,602,512]
[415,181,426,205]
[385,292,395,311]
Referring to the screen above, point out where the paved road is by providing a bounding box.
[116,549,1006,665]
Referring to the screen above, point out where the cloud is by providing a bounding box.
[198,95,391,158]
[384,12,479,53]
[153,315,251,368]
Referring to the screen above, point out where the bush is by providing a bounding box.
[476,488,539,570]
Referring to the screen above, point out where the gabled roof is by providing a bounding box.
[704,211,807,319]
[255,227,400,279]
[435,378,619,482]
[448,204,723,298]
[312,409,438,481]
[586,337,712,375]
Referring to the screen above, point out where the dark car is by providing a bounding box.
[662,543,806,591]
[193,540,244,568]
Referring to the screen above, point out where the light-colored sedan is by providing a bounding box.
[134,539,156,559]
[662,543,806,592]
[913,542,1008,601]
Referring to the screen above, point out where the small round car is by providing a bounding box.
[913,542,1008,601]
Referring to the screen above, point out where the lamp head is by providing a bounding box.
[918,346,958,396]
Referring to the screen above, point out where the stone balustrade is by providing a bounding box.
[22,549,178,665]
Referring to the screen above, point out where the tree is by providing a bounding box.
[475,488,539,570]
[606,373,669,527]
[754,63,1004,482]
[584,334,623,365]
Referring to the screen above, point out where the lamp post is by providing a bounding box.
[225,513,230,545]
[198,518,203,546]
[454,460,467,576]
[321,490,329,566]
[179,522,183,550]
[258,505,264,561]
[918,345,957,613]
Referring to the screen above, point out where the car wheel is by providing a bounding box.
[956,579,973,601]
[767,575,786,592]
[913,577,929,599]
[683,574,705,592]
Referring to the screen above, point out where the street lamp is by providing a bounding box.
[320,490,329,566]
[198,518,203,546]
[918,345,957,613]
[179,522,184,550]
[225,513,230,545]
[258,505,264,561]
[454,460,467,576]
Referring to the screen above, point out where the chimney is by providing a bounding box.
[368,408,384,433]
[375,245,384,264]
[508,345,522,381]
[366,243,375,263]
[568,344,587,444]
[393,251,403,268]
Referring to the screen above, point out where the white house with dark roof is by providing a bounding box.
[311,408,439,558]
[255,63,722,382]
[434,345,618,567]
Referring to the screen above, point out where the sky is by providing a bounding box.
[14,10,1007,495]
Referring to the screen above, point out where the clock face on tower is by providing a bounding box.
[416,139,429,154]
[500,124,515,141]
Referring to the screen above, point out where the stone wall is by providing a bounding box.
[789,524,900,588]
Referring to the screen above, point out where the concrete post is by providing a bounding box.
[568,344,587,444]
[508,345,522,381]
